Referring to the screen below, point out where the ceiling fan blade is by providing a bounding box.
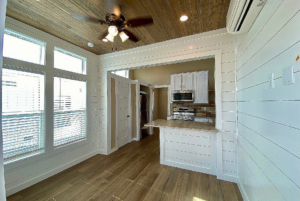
[126,16,153,27]
[100,30,109,40]
[72,14,106,24]
[123,29,139,42]
[107,0,121,19]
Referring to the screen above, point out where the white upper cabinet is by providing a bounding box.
[182,73,194,90]
[171,74,182,91]
[194,71,209,103]
[171,71,208,103]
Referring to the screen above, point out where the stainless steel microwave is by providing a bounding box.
[171,90,194,103]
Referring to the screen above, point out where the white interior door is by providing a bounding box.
[117,82,130,148]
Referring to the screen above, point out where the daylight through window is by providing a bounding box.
[53,77,87,147]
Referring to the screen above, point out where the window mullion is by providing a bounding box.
[44,44,54,153]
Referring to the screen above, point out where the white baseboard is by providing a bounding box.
[6,150,99,196]
[98,149,107,155]
[107,147,118,155]
[131,138,139,141]
[217,173,238,183]
[237,177,250,201]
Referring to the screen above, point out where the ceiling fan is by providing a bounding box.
[72,1,153,43]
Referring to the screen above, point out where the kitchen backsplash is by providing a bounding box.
[172,103,215,118]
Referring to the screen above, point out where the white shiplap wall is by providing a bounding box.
[4,17,101,196]
[98,28,238,181]
[235,0,300,200]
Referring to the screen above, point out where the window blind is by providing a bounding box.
[2,69,45,164]
[54,77,86,147]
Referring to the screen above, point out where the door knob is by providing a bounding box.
[127,115,130,117]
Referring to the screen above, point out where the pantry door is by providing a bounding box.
[116,81,131,148]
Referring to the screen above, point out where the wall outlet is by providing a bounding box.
[283,66,295,86]
[268,73,274,89]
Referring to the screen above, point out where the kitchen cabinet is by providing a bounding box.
[194,71,209,103]
[170,71,208,103]
[182,73,194,90]
[171,73,194,91]
[171,74,182,91]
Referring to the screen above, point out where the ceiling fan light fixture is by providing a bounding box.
[119,32,129,42]
[180,15,188,22]
[102,38,108,42]
[108,26,118,36]
[105,34,114,42]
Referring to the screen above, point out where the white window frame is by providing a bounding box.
[54,47,87,75]
[53,47,88,149]
[3,28,46,65]
[2,30,47,164]
[53,75,87,148]
[2,29,89,164]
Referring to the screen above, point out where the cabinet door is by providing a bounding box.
[194,71,209,103]
[171,74,182,91]
[182,73,194,90]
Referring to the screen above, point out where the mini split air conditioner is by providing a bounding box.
[226,0,267,34]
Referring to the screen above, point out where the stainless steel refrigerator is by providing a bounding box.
[140,92,149,139]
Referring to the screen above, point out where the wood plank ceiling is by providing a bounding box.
[6,0,231,55]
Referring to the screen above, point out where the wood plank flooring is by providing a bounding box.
[7,132,243,201]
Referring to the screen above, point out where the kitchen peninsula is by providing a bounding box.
[145,119,219,175]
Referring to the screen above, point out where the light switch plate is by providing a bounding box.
[268,73,274,89]
[283,66,295,86]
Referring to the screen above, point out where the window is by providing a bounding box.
[112,70,129,78]
[3,29,46,65]
[54,47,87,74]
[53,77,86,147]
[2,69,45,164]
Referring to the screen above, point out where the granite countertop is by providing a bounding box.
[145,119,219,132]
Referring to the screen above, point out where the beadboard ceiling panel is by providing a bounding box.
[6,0,231,55]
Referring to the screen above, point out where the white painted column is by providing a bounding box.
[0,0,8,200]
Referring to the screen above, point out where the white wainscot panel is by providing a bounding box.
[222,122,236,132]
[222,72,236,82]
[237,72,300,102]
[222,82,236,92]
[238,155,269,201]
[238,146,285,201]
[221,52,235,63]
[237,42,300,92]
[222,92,236,101]
[160,128,216,176]
[238,113,300,158]
[222,112,236,121]
[222,102,237,112]
[238,124,300,187]
[222,63,236,73]
[238,101,300,130]
[239,136,300,200]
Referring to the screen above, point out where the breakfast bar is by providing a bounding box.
[145,119,219,175]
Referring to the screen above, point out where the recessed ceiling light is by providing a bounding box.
[87,42,94,47]
[102,38,109,42]
[180,15,188,22]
